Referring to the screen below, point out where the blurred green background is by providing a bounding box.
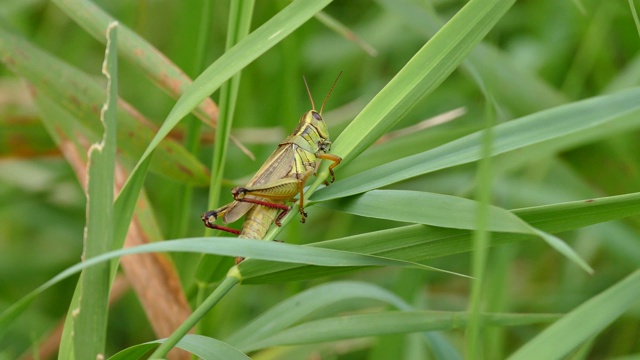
[1,0,640,359]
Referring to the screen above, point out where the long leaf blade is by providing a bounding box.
[244,311,560,352]
[313,88,640,201]
[72,23,118,359]
[508,269,640,360]
[324,0,517,167]
[133,0,333,169]
[240,192,640,283]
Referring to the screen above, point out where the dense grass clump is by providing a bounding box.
[1,0,639,359]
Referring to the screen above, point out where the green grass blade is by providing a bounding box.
[226,281,413,349]
[130,0,333,172]
[0,26,209,185]
[164,0,215,240]
[240,192,640,283]
[466,98,495,355]
[5,1,640,357]
[313,87,640,202]
[376,0,567,116]
[72,23,118,359]
[508,269,640,360]
[320,189,592,273]
[149,276,240,358]
[112,156,151,253]
[196,0,255,284]
[109,344,156,360]
[314,11,378,57]
[112,1,334,265]
[0,238,435,337]
[243,311,559,352]
[228,282,460,357]
[207,0,254,212]
[52,0,219,127]
[165,334,251,360]
[320,190,531,233]
[321,0,516,168]
[57,285,80,360]
[0,237,431,343]
[109,334,251,360]
[630,0,640,38]
[272,0,517,233]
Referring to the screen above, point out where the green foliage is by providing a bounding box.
[1,0,640,359]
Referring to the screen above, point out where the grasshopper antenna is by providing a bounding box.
[303,76,316,111]
[319,71,342,115]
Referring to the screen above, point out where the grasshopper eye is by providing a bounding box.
[312,112,323,121]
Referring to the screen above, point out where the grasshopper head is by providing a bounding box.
[300,73,342,143]
[307,110,330,140]
[287,110,330,151]
[291,110,330,141]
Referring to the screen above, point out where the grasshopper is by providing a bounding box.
[202,74,342,263]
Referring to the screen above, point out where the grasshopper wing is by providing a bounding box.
[222,145,296,223]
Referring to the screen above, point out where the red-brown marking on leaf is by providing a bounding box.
[177,163,194,177]
[27,84,38,96]
[3,55,17,66]
[69,95,81,107]
[158,70,182,96]
[118,100,157,129]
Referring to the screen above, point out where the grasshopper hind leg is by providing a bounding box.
[232,186,294,226]
[275,206,293,226]
[201,208,241,235]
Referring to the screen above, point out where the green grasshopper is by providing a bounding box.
[202,74,342,263]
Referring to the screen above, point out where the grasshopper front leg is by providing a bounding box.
[316,153,342,185]
[232,177,307,224]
